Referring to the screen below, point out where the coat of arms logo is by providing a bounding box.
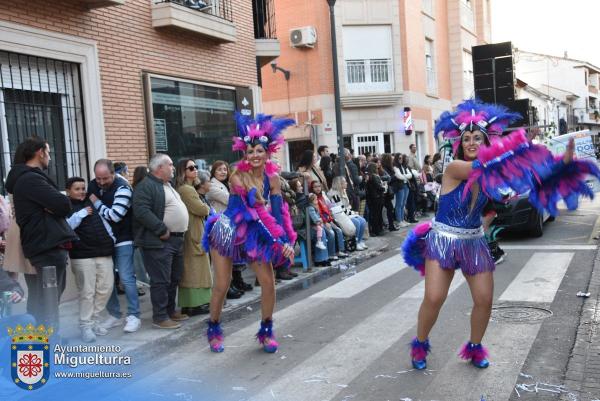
[8,323,53,390]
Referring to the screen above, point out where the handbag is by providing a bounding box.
[3,219,36,275]
[331,207,357,237]
[291,206,306,231]
[390,176,404,193]
[344,236,357,252]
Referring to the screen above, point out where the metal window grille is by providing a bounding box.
[0,51,89,194]
[345,59,393,92]
[346,60,366,84]
[253,0,276,39]
[370,59,390,83]
[156,0,234,23]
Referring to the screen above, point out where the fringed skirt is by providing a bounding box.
[204,214,244,262]
[203,213,287,267]
[424,220,495,276]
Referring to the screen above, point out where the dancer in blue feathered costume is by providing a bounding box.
[402,99,600,371]
[203,113,296,354]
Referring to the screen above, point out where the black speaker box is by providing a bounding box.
[505,99,531,128]
[472,42,512,61]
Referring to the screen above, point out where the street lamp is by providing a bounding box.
[327,0,345,177]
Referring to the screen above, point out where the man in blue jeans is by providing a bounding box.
[88,159,141,333]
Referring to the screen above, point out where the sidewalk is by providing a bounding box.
[50,227,408,362]
[561,243,600,401]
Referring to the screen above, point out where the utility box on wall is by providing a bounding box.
[290,26,317,48]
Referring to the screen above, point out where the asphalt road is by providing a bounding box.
[17,198,600,401]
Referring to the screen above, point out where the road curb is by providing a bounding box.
[560,242,600,401]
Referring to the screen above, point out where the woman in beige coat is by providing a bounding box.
[175,159,212,316]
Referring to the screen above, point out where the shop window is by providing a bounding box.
[146,75,238,168]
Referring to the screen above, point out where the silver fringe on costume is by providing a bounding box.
[424,219,495,275]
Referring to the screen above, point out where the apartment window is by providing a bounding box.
[0,51,88,194]
[343,26,394,93]
[463,50,473,81]
[422,0,434,16]
[460,0,475,31]
[462,50,474,99]
[145,75,238,166]
[425,39,437,95]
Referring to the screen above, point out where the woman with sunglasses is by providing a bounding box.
[403,99,600,371]
[175,160,212,316]
[203,113,296,353]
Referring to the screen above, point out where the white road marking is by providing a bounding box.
[498,252,574,303]
[311,253,406,299]
[248,277,467,401]
[500,245,596,250]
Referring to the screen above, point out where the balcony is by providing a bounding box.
[152,0,236,43]
[254,0,280,66]
[81,0,125,8]
[589,85,598,95]
[345,58,394,94]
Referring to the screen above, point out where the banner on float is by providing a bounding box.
[547,129,595,160]
[547,129,600,192]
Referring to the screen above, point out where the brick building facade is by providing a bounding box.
[0,0,278,190]
[262,0,491,169]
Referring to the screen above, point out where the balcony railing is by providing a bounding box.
[155,0,233,22]
[152,0,236,42]
[253,0,276,39]
[345,59,394,93]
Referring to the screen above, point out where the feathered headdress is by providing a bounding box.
[232,113,295,154]
[435,99,522,153]
[232,112,295,176]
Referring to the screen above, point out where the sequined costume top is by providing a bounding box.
[203,173,295,267]
[419,180,495,275]
[435,181,487,229]
[221,174,271,220]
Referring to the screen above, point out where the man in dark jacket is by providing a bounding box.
[5,137,77,326]
[133,153,188,329]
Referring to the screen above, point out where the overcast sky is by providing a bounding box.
[491,0,600,67]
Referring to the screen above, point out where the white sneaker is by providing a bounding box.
[315,241,327,250]
[356,243,366,251]
[100,315,123,330]
[93,325,108,336]
[81,327,96,343]
[123,315,141,333]
[400,221,409,227]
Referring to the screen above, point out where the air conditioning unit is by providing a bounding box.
[290,26,317,48]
